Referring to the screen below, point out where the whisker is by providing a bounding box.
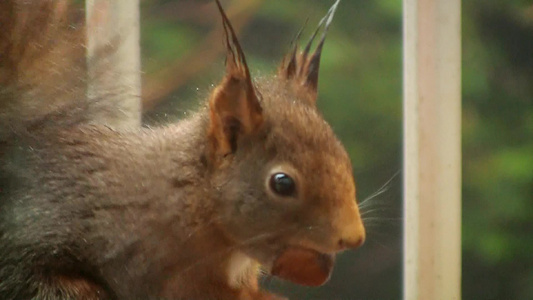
[360,207,388,217]
[363,185,390,203]
[363,217,403,222]
[358,169,401,209]
[358,189,390,210]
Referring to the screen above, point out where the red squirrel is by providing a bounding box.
[0,0,365,299]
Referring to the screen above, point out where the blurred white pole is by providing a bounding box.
[403,0,461,299]
[86,0,141,128]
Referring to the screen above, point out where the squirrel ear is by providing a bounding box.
[279,0,340,103]
[208,0,263,165]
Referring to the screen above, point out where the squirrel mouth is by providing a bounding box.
[271,246,335,286]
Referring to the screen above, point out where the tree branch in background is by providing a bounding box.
[142,0,264,111]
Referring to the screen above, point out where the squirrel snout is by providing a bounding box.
[337,224,365,250]
[338,234,365,250]
[335,205,366,251]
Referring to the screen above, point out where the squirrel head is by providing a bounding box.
[207,0,364,287]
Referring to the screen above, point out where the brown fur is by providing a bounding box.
[45,275,109,300]
[0,0,364,299]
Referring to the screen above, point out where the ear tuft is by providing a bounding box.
[279,0,340,103]
[208,0,263,166]
[282,19,308,80]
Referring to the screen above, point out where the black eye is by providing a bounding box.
[269,173,296,196]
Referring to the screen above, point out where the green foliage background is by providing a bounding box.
[141,0,533,299]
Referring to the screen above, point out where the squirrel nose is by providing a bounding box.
[337,220,365,250]
[336,205,366,250]
[338,235,365,250]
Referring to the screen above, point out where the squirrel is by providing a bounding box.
[0,0,365,299]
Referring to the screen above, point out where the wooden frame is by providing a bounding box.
[403,0,462,299]
[86,0,142,128]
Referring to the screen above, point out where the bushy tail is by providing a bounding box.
[0,0,101,142]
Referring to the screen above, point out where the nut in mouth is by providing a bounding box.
[271,246,336,286]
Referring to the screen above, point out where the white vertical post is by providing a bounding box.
[86,0,141,128]
[403,0,461,299]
